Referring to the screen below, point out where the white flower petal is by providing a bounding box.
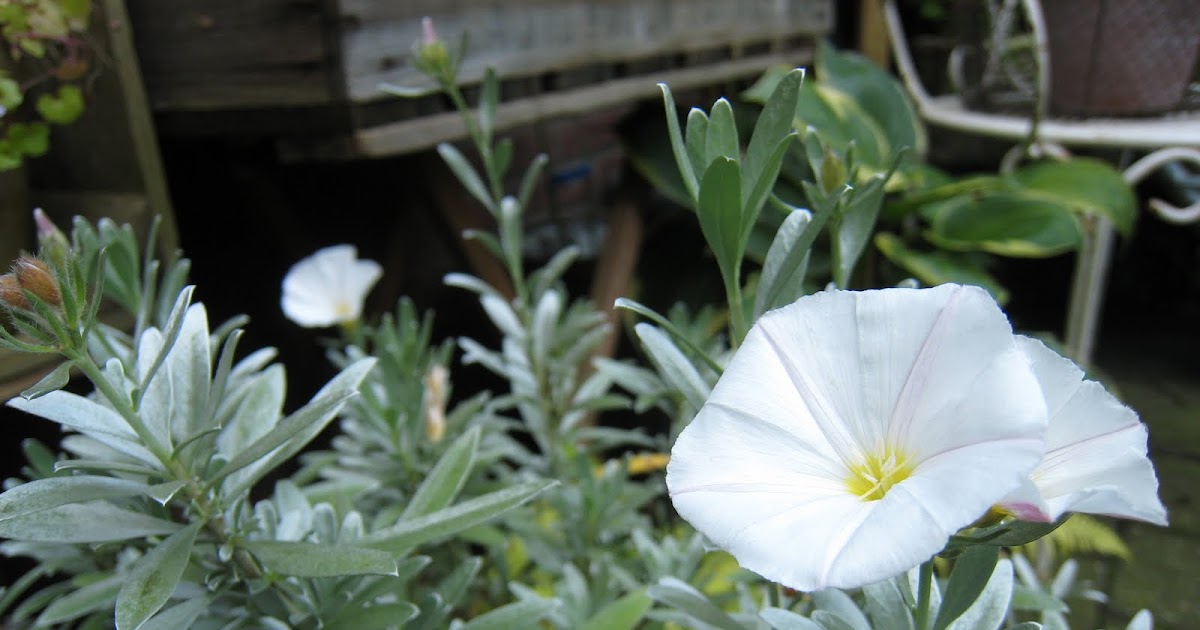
[1001,338,1168,526]
[668,285,1049,591]
[280,245,381,328]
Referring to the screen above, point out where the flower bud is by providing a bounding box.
[33,208,70,268]
[0,273,28,310]
[414,17,451,81]
[422,364,449,443]
[13,256,61,307]
[819,146,848,197]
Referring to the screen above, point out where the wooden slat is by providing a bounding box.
[280,50,812,160]
[126,0,335,110]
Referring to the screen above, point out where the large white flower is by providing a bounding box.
[281,245,382,328]
[998,337,1167,526]
[667,284,1049,592]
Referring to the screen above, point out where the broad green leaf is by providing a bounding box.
[212,358,375,491]
[0,500,178,543]
[696,157,744,289]
[797,85,888,173]
[1010,158,1137,235]
[37,573,123,626]
[20,360,71,400]
[362,480,556,553]
[705,98,740,168]
[944,558,1013,630]
[756,207,820,317]
[932,545,1001,630]
[659,83,699,201]
[244,541,398,577]
[578,589,653,630]
[816,40,926,159]
[402,426,480,518]
[0,476,151,522]
[633,323,711,412]
[457,597,560,630]
[138,597,209,630]
[438,143,495,212]
[35,85,84,125]
[926,192,1082,257]
[760,607,824,629]
[115,522,200,630]
[6,121,50,157]
[647,577,743,630]
[874,233,1009,304]
[0,77,21,109]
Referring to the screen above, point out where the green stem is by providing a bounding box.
[725,262,747,349]
[915,560,934,630]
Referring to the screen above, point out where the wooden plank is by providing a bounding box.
[126,0,334,110]
[339,0,833,103]
[281,50,813,160]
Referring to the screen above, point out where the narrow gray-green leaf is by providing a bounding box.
[744,67,803,195]
[633,323,711,412]
[685,108,710,180]
[863,579,915,630]
[438,143,495,212]
[480,68,499,140]
[944,558,1013,630]
[362,480,555,553]
[402,426,481,518]
[0,476,151,522]
[37,573,124,626]
[705,98,740,167]
[647,577,743,630]
[812,588,871,630]
[755,207,817,317]
[696,157,744,287]
[138,597,209,630]
[457,597,560,630]
[245,541,398,577]
[212,358,375,486]
[115,522,200,630]
[833,174,887,287]
[743,133,798,243]
[613,298,722,373]
[659,83,699,201]
[933,545,1001,630]
[7,391,157,464]
[0,501,180,543]
[760,607,824,630]
[518,154,549,211]
[20,360,71,400]
[579,588,653,630]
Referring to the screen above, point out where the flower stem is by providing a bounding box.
[915,559,934,630]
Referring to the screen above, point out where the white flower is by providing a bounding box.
[281,245,382,328]
[667,284,1049,592]
[998,337,1167,526]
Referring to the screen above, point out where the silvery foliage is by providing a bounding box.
[0,218,553,628]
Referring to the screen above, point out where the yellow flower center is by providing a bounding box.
[334,300,353,320]
[845,448,914,501]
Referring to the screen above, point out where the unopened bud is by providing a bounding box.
[819,147,847,197]
[13,256,61,306]
[33,208,70,267]
[422,364,449,443]
[414,17,451,81]
[0,273,28,310]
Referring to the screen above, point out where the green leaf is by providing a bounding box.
[438,143,495,212]
[0,500,179,543]
[832,173,888,287]
[647,577,743,630]
[926,191,1082,257]
[1010,158,1137,235]
[760,607,824,629]
[685,108,710,180]
[578,589,653,630]
[756,206,819,316]
[328,602,420,629]
[744,69,803,187]
[932,545,1000,630]
[362,480,556,553]
[37,573,123,626]
[705,98,740,167]
[20,360,71,400]
[6,122,50,157]
[0,476,152,522]
[480,68,499,141]
[137,597,208,630]
[614,298,721,373]
[115,522,200,630]
[457,596,561,630]
[518,154,548,211]
[658,83,699,201]
[212,358,375,491]
[812,589,871,630]
[863,579,915,630]
[35,85,84,125]
[1010,584,1068,613]
[816,40,926,159]
[0,77,22,109]
[696,157,744,289]
[401,425,480,519]
[633,323,711,412]
[245,541,398,577]
[944,559,1013,630]
[874,233,1009,304]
